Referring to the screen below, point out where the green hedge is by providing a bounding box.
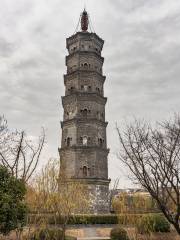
[28,214,118,225]
[28,213,166,225]
[69,214,118,224]
[110,226,129,240]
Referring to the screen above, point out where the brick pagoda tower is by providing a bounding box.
[59,10,110,213]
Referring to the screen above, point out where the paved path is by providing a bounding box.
[78,238,110,240]
[67,224,114,240]
[83,227,97,237]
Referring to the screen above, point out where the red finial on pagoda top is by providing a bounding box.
[81,9,89,32]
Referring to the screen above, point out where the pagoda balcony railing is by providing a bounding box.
[63,116,106,123]
[60,144,108,150]
[65,90,104,97]
[67,67,102,75]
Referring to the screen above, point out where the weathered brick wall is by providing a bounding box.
[59,31,110,214]
[60,148,108,179]
[88,183,110,213]
[63,100,105,121]
[61,121,107,147]
[64,71,105,96]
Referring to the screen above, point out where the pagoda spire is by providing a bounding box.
[81,9,89,32]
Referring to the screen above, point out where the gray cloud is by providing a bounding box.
[0,0,180,187]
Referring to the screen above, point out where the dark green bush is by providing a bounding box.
[110,226,129,240]
[70,214,118,224]
[29,213,168,226]
[0,165,28,235]
[136,214,170,234]
[28,214,118,225]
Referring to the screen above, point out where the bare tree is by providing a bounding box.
[28,158,89,240]
[0,116,45,182]
[116,115,180,234]
[109,178,119,212]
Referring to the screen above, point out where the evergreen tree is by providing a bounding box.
[0,165,28,235]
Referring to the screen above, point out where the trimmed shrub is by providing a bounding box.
[136,214,170,234]
[67,214,118,224]
[28,214,118,225]
[29,213,168,225]
[110,226,129,240]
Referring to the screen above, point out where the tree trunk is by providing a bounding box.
[62,224,66,240]
[173,223,180,235]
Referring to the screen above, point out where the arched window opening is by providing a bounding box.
[82,136,88,146]
[80,85,92,92]
[84,63,88,68]
[82,109,88,117]
[80,108,90,117]
[70,86,74,93]
[96,87,100,93]
[83,166,88,177]
[69,111,72,117]
[67,137,71,147]
[98,138,103,147]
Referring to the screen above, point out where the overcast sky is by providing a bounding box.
[0,0,180,187]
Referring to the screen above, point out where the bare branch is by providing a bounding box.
[116,115,180,234]
[0,116,46,182]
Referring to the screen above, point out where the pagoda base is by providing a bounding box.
[70,178,111,214]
